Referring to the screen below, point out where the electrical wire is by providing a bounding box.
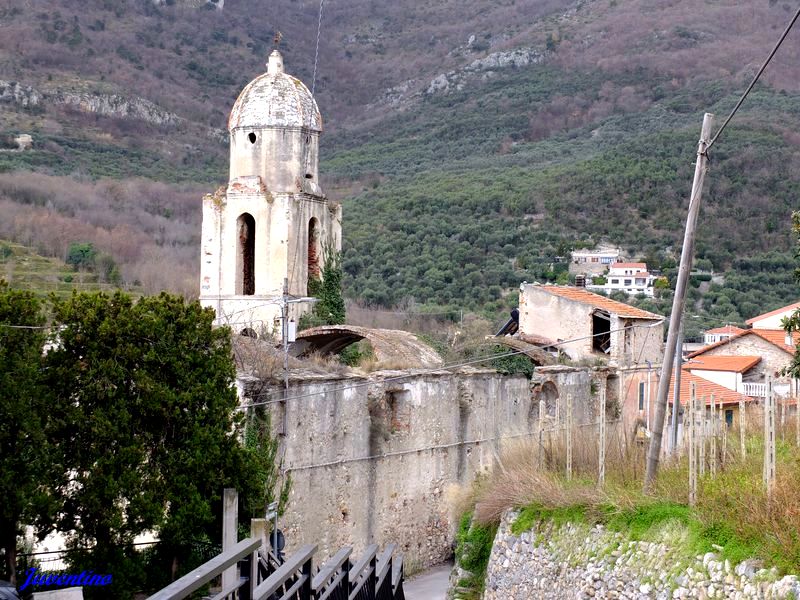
[310,0,324,99]
[237,319,665,410]
[705,4,800,151]
[286,420,615,473]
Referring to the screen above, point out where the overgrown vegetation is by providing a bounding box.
[0,288,287,596]
[454,512,498,600]
[0,0,799,328]
[461,427,800,580]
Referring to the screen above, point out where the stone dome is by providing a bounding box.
[228,50,322,132]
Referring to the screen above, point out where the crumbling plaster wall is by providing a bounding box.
[519,290,594,361]
[246,369,535,570]
[241,365,622,571]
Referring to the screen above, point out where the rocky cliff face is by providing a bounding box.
[0,81,43,108]
[0,80,180,126]
[151,0,223,9]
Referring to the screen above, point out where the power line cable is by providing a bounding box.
[706,4,800,151]
[310,0,324,99]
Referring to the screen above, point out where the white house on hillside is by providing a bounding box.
[746,301,800,330]
[703,325,746,345]
[569,246,621,276]
[587,262,656,297]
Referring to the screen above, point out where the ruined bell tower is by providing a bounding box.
[199,50,342,336]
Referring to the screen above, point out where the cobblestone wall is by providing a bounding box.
[481,511,800,599]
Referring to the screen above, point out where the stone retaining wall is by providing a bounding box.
[481,511,800,599]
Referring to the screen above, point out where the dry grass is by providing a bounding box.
[463,412,800,572]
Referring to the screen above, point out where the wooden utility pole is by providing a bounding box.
[645,113,715,492]
[670,323,684,455]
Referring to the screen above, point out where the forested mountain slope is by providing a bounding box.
[1,0,799,330]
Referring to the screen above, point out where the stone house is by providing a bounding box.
[568,246,621,276]
[517,284,664,427]
[688,329,799,399]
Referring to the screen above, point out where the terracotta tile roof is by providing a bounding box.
[688,329,798,358]
[611,262,647,270]
[536,285,663,320]
[668,370,755,407]
[750,329,799,353]
[745,301,800,325]
[684,355,760,374]
[705,325,746,335]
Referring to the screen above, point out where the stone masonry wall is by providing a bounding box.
[482,511,800,599]
[246,369,534,571]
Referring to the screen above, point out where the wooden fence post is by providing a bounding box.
[698,395,706,477]
[764,374,776,495]
[689,383,697,507]
[795,378,799,448]
[222,488,238,593]
[566,392,573,481]
[538,399,545,470]
[710,394,717,478]
[599,387,607,487]
[740,396,746,459]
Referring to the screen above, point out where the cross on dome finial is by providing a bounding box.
[273,30,283,48]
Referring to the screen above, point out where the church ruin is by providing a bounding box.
[199,50,342,337]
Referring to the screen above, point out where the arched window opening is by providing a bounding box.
[307,218,321,292]
[236,213,256,296]
[248,132,257,144]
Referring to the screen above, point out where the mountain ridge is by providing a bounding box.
[1,0,799,334]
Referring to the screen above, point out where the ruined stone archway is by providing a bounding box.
[289,325,443,369]
[530,380,559,425]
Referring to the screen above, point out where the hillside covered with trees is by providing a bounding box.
[1,0,799,332]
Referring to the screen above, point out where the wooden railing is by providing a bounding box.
[146,541,404,600]
[147,537,261,600]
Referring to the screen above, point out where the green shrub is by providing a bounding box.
[454,512,498,599]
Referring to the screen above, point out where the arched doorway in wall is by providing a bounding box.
[529,380,560,428]
[307,217,321,293]
[237,213,256,295]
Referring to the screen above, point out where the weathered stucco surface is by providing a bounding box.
[244,369,532,570]
[518,284,663,367]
